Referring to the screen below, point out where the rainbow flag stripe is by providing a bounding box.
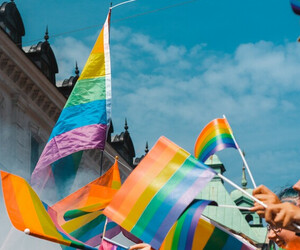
[31,10,112,190]
[0,171,97,250]
[160,200,255,250]
[104,136,216,249]
[194,118,237,162]
[290,0,300,15]
[99,239,128,250]
[51,159,121,247]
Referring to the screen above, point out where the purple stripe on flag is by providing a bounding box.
[31,124,106,187]
[185,200,210,250]
[150,169,215,249]
[201,142,236,162]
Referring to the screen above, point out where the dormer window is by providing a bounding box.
[0,1,25,48]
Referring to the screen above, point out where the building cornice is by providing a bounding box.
[0,28,66,131]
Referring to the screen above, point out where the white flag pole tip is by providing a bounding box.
[111,0,137,9]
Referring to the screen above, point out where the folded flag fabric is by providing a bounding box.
[99,239,128,250]
[31,10,112,192]
[0,171,97,250]
[290,0,300,15]
[194,118,237,162]
[160,200,255,250]
[51,159,121,247]
[104,136,216,250]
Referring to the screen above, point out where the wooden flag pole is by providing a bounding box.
[223,115,257,188]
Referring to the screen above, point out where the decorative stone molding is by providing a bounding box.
[24,82,34,95]
[12,70,21,82]
[30,88,39,101]
[0,56,8,70]
[6,63,15,77]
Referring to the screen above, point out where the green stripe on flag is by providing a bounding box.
[65,77,106,108]
[204,227,229,250]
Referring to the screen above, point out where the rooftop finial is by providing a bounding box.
[44,26,49,42]
[145,141,149,154]
[75,61,79,76]
[124,118,128,131]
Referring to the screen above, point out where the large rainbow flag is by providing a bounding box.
[51,159,121,247]
[194,118,237,162]
[160,200,255,250]
[104,136,216,249]
[31,10,112,191]
[290,0,300,15]
[0,171,97,250]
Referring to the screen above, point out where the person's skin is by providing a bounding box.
[267,196,300,250]
[129,243,153,250]
[251,185,281,217]
[251,184,300,232]
[264,203,300,232]
[268,226,300,250]
[293,180,300,195]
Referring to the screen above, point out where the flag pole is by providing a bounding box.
[0,227,14,250]
[101,217,108,244]
[218,173,265,208]
[100,150,104,176]
[223,115,257,188]
[102,236,130,249]
[215,204,252,210]
[111,0,137,9]
[217,173,300,230]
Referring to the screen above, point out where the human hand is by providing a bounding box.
[265,203,300,232]
[251,185,281,217]
[129,243,153,250]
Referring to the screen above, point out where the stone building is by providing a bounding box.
[0,1,270,249]
[0,1,138,248]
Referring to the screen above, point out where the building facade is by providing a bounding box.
[0,1,137,248]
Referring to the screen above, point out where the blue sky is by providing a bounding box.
[15,0,300,192]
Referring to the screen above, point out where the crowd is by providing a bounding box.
[128,181,300,250]
[251,180,300,249]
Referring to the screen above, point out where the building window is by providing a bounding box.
[30,136,40,173]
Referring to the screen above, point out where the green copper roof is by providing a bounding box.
[198,154,267,244]
[204,154,223,165]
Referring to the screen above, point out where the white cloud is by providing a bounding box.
[53,27,300,189]
[52,37,91,81]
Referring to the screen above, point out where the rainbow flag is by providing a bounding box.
[290,0,300,15]
[31,10,112,191]
[99,239,128,250]
[194,118,237,162]
[104,136,216,249]
[51,159,121,247]
[0,171,97,250]
[160,200,255,250]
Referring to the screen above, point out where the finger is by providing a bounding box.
[129,243,151,250]
[282,213,293,228]
[273,210,286,228]
[252,185,271,196]
[265,207,277,225]
[256,210,266,218]
[250,204,264,212]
